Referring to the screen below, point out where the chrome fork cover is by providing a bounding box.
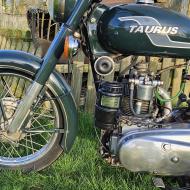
[118,126,190,176]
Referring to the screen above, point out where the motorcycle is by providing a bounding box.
[1,0,190,180]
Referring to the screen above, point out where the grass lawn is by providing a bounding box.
[0,113,158,190]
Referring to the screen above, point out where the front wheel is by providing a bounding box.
[0,70,64,171]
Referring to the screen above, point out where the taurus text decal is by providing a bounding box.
[118,16,190,49]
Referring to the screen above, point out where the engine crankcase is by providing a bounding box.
[118,125,190,176]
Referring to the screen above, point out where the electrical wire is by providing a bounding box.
[155,83,186,103]
[157,64,187,75]
[155,98,172,118]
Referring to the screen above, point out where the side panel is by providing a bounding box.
[98,4,190,58]
[118,126,190,176]
[0,50,78,152]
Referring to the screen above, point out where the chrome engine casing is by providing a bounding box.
[118,125,190,176]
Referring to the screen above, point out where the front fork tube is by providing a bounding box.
[7,0,93,134]
[7,25,71,134]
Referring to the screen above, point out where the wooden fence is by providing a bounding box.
[0,0,190,113]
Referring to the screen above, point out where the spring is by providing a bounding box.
[121,96,133,116]
[138,100,150,114]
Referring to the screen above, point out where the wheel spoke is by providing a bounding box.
[39,133,49,143]
[17,142,38,152]
[8,147,14,158]
[31,117,52,137]
[33,112,55,119]
[25,135,29,156]
[0,77,10,99]
[9,143,22,158]
[0,73,59,166]
[29,133,35,154]
[0,142,11,157]
[30,122,54,129]
[0,77,17,101]
[2,135,38,153]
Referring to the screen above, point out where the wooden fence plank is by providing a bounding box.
[15,39,23,51]
[161,58,174,91]
[119,56,131,75]
[10,38,17,50]
[184,66,190,97]
[171,59,184,104]
[15,78,25,98]
[71,61,84,107]
[1,36,7,49]
[47,18,51,41]
[21,41,30,52]
[28,41,36,54]
[150,57,161,73]
[41,12,45,39]
[5,38,11,49]
[11,76,20,95]
[0,35,2,48]
[55,23,58,36]
[85,64,96,113]
[37,12,40,37]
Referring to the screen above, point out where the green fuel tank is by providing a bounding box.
[97,3,190,58]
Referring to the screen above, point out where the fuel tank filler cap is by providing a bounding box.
[136,0,154,4]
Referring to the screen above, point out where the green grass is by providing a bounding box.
[0,113,158,190]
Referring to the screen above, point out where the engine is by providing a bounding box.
[91,0,190,176]
[95,57,176,165]
[95,59,172,127]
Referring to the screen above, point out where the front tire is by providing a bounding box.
[0,70,64,171]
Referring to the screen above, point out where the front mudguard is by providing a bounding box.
[0,50,78,153]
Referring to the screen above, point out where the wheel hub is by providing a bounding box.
[0,97,30,142]
[0,130,24,143]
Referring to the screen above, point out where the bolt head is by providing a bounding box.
[171,156,179,163]
[90,18,96,23]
